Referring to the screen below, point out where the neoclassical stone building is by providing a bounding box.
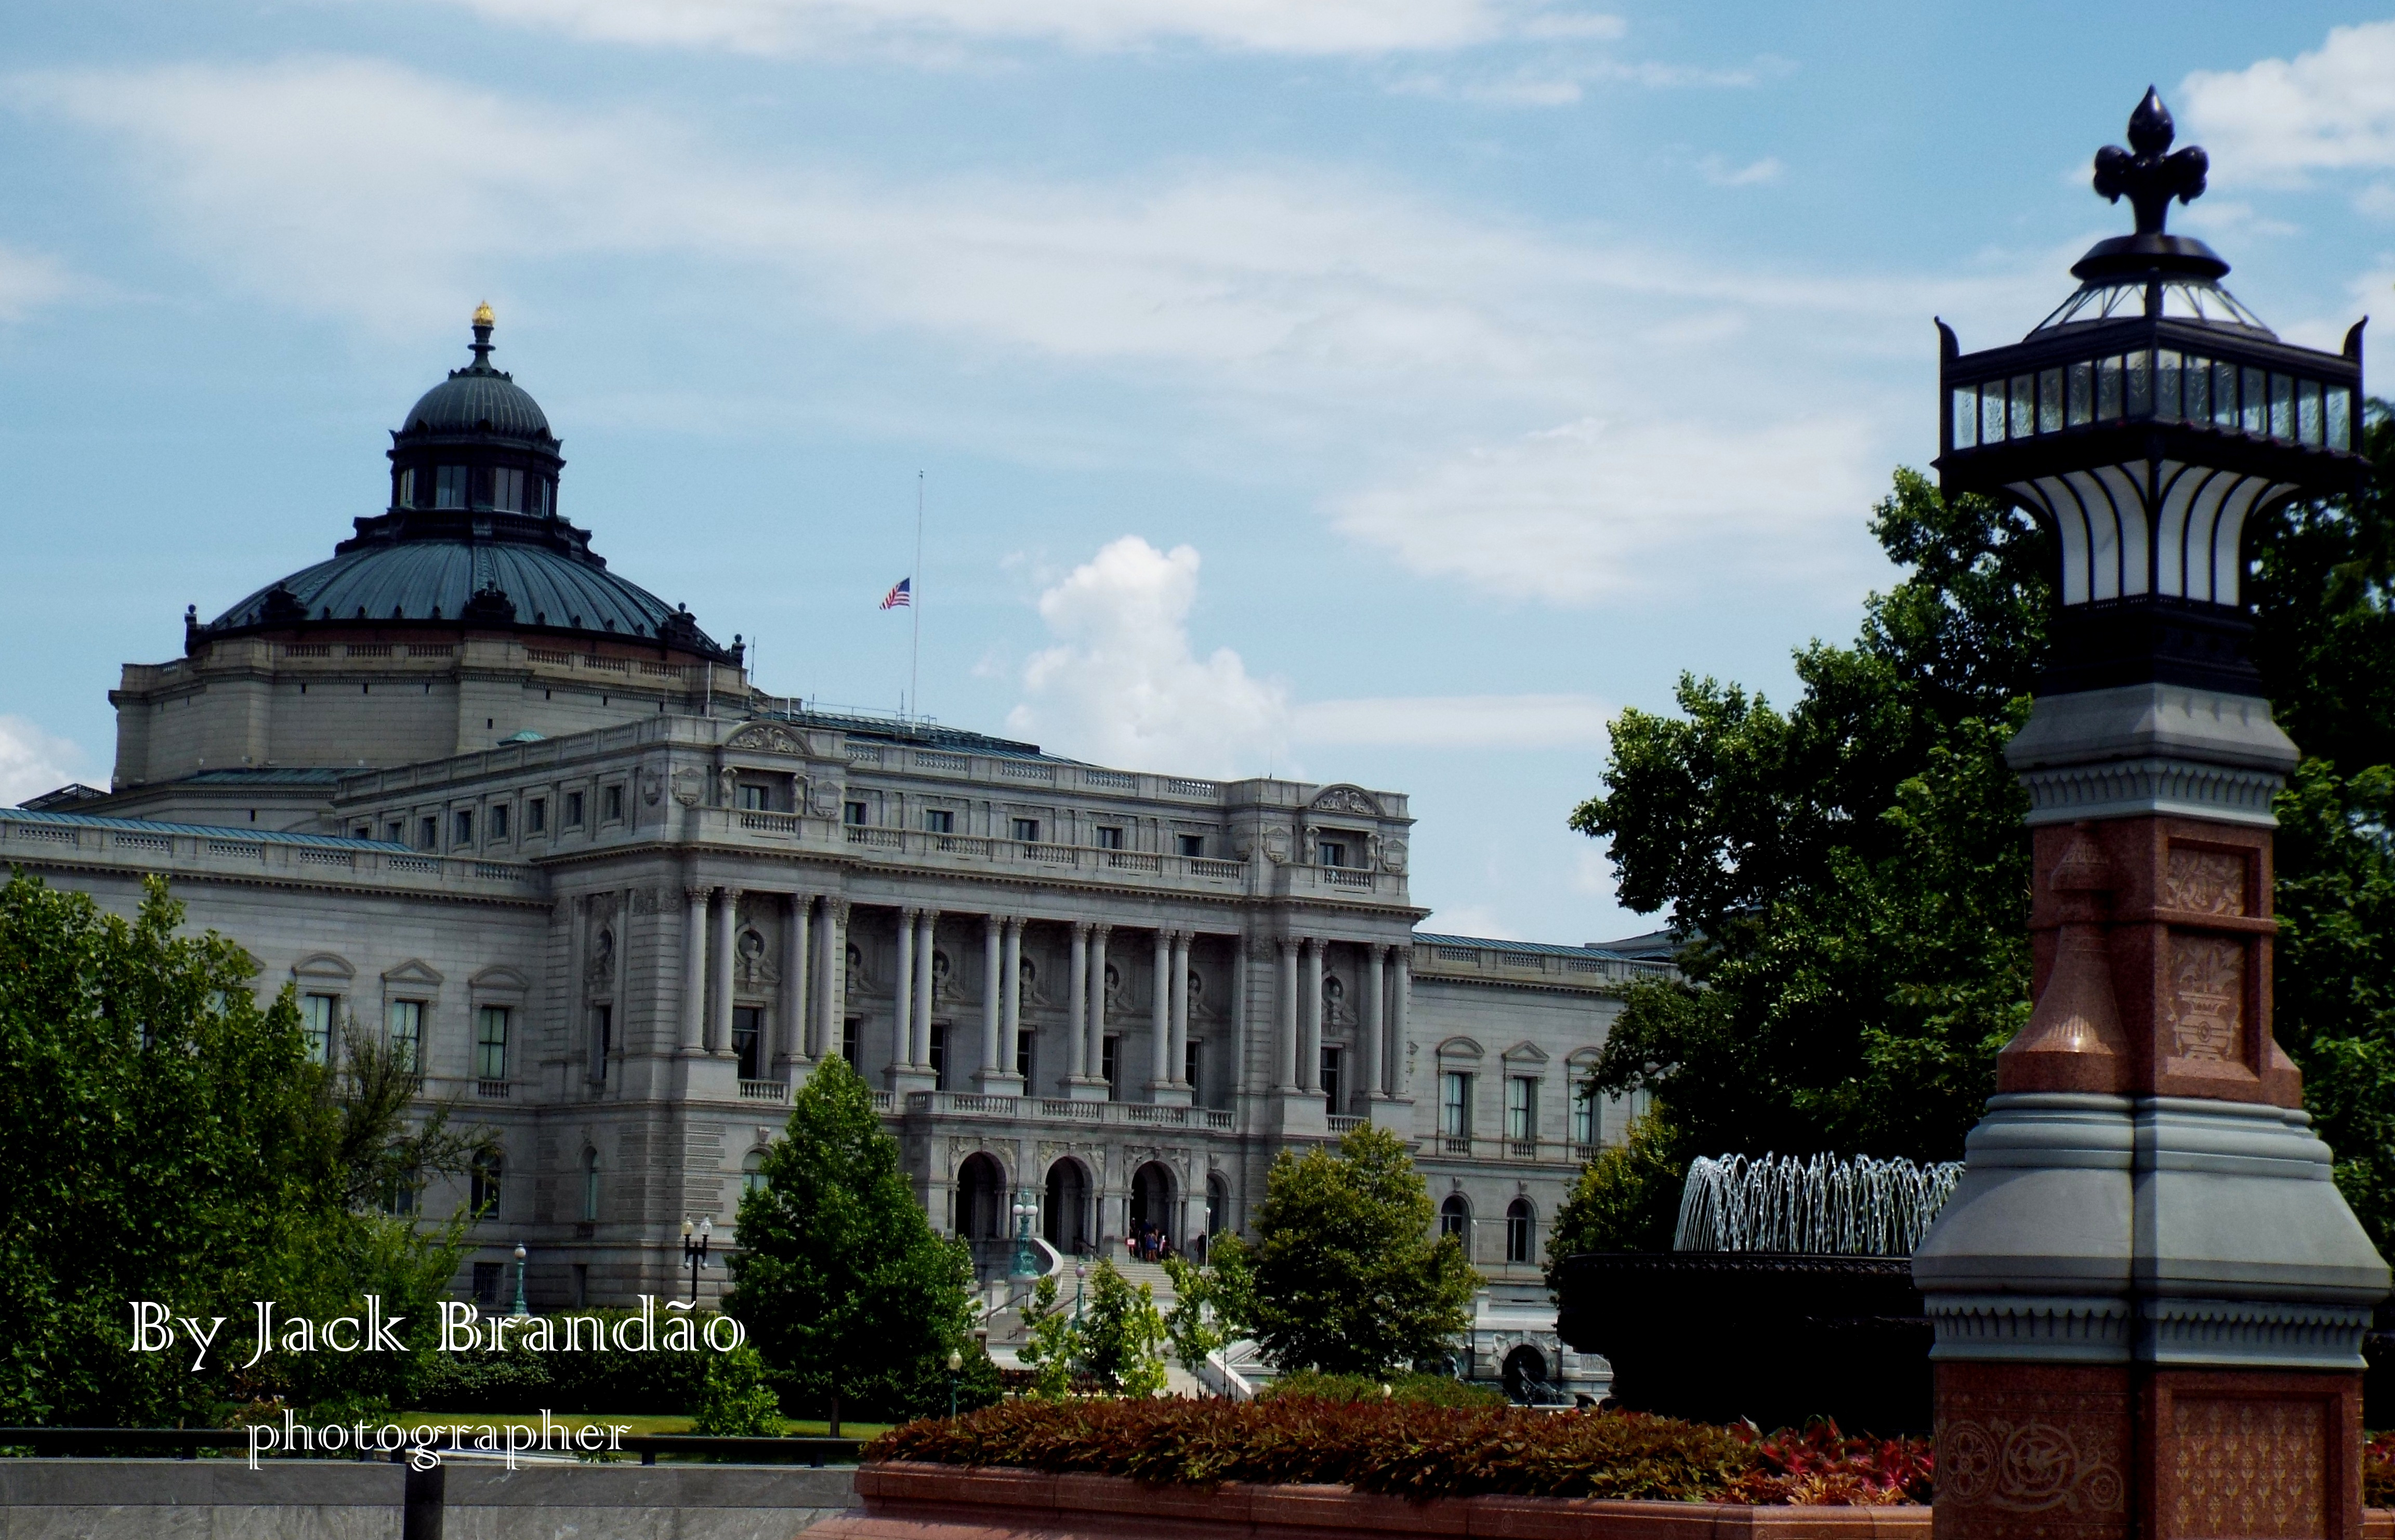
[10,312,1665,1393]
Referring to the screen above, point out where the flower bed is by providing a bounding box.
[867,1399,1932,1506]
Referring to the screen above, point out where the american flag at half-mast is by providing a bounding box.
[879,577,911,610]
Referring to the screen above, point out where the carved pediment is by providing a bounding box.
[291,951,355,982]
[472,964,532,993]
[1311,784,1382,817]
[383,958,445,988]
[727,723,808,756]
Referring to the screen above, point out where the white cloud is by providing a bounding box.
[0,244,77,320]
[1700,154,1782,188]
[0,717,88,807]
[1332,413,1881,603]
[1419,903,1522,940]
[418,0,1624,57]
[1007,536,1291,775]
[2182,21,2395,186]
[1295,693,1611,748]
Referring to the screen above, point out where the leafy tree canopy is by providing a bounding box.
[725,1055,984,1421]
[1246,1124,1478,1376]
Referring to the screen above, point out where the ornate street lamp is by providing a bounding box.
[945,1349,963,1419]
[511,1242,529,1319]
[1916,90,2387,1540]
[681,1216,712,1305]
[1009,1190,1041,1279]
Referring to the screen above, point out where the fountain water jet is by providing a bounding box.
[1675,1153,1962,1256]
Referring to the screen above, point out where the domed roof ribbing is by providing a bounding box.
[189,307,735,664]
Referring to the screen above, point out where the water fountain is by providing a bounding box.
[1554,1153,1958,1432]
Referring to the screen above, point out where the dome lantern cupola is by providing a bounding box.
[386,304,564,523]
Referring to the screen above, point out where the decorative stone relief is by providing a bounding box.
[1312,785,1381,815]
[2165,934,2244,1063]
[632,887,664,916]
[717,766,737,806]
[640,769,664,806]
[808,783,840,817]
[1381,838,1410,874]
[1261,828,1291,864]
[735,928,778,988]
[584,927,616,990]
[2168,1397,2325,1539]
[669,767,703,806]
[846,941,868,994]
[727,723,807,755]
[2164,847,2248,916]
[1322,972,1355,1028]
[1939,1416,2125,1515]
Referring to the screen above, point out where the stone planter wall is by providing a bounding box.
[821,1462,1935,1540]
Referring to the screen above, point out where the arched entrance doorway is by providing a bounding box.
[954,1152,1006,1240]
[1502,1344,1549,1405]
[1128,1161,1176,1249]
[1044,1159,1090,1256]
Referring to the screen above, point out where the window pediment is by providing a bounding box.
[291,952,355,982]
[383,958,445,988]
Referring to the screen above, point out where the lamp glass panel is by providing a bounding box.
[2214,361,2239,427]
[2039,368,2064,432]
[2068,361,2094,425]
[2009,374,2034,438]
[1952,388,1978,449]
[2126,350,2151,417]
[2097,356,2124,420]
[2242,367,2267,433]
[2271,374,2295,440]
[2299,380,2324,446]
[2183,356,2210,423]
[2330,389,2352,452]
[2153,353,2181,421]
[1981,385,2006,444]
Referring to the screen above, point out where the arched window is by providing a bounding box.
[1505,1199,1535,1263]
[1440,1194,1470,1245]
[470,1151,503,1217]
[582,1148,601,1223]
[742,1149,767,1197]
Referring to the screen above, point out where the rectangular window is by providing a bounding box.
[2068,360,2094,426]
[454,809,473,846]
[924,808,954,833]
[492,467,526,512]
[844,801,868,826]
[2270,373,2295,440]
[603,784,624,821]
[1318,840,1347,867]
[1177,834,1205,858]
[564,790,585,827]
[1440,1071,1473,1139]
[1095,825,1123,849]
[1101,1035,1120,1098]
[842,1017,861,1067]
[489,804,508,840]
[1012,818,1041,843]
[1186,1039,1202,1092]
[2299,379,2325,446]
[733,1005,764,1081]
[929,1023,948,1088]
[1017,1028,1035,1081]
[2330,388,2353,452]
[2037,367,2063,433]
[1980,383,2006,443]
[1321,1047,1343,1111]
[2213,360,2239,428]
[573,1263,589,1308]
[418,816,438,851]
[435,465,469,508]
[475,1005,509,1082]
[2126,349,2151,417]
[1570,1075,1597,1149]
[591,1003,612,1084]
[384,820,403,843]
[527,797,545,834]
[353,825,371,840]
[2242,366,2268,434]
[1506,1075,1537,1141]
[387,999,424,1074]
[1951,387,1978,449]
[396,468,416,508]
[301,993,338,1065]
[473,1262,502,1309]
[2008,373,2033,438]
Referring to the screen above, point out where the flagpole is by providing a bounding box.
[909,471,924,722]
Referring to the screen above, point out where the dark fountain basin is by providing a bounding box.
[1553,1251,1932,1433]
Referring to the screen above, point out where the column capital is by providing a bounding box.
[685,885,712,904]
[825,897,851,922]
[984,912,1003,934]
[1074,919,1094,938]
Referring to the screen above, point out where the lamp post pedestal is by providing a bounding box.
[1918,91,2387,1540]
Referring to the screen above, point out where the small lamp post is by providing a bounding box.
[511,1242,529,1318]
[681,1216,712,1305]
[1072,1261,1087,1325]
[945,1349,963,1418]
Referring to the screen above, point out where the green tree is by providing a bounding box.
[1161,1240,1254,1384]
[1015,1273,1078,1399]
[1246,1125,1479,1376]
[0,872,477,1426]
[690,1342,785,1437]
[725,1056,979,1423]
[1542,1111,1685,1274]
[1077,1261,1168,1397]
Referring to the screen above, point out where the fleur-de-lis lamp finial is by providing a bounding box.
[2092,86,2208,236]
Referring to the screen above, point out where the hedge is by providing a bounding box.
[1257,1372,1507,1409]
[868,1398,1932,1504]
[403,1311,713,1413]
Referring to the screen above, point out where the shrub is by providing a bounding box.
[1260,1371,1506,1409]
[402,1310,714,1413]
[692,1345,785,1437]
[2367,1430,2395,1508]
[867,1398,1930,1505]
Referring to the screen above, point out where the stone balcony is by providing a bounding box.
[0,808,542,903]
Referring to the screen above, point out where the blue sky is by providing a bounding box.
[3,2,2392,942]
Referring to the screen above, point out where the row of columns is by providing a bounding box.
[1274,936,1409,1100]
[658,887,1409,1104]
